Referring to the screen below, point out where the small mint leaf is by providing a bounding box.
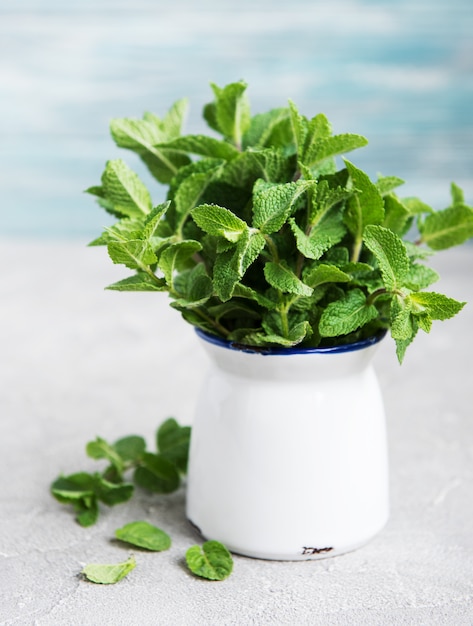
[191,204,248,242]
[290,213,346,260]
[156,418,191,474]
[375,175,405,196]
[210,81,251,146]
[101,159,152,217]
[186,540,233,581]
[134,453,180,494]
[319,288,378,337]
[106,273,167,292]
[418,204,473,250]
[303,134,368,168]
[158,135,239,160]
[304,264,351,289]
[390,295,413,341]
[252,180,311,234]
[264,261,313,296]
[344,160,384,237]
[107,240,157,271]
[409,292,465,320]
[115,521,171,552]
[363,225,410,291]
[158,241,202,289]
[82,556,136,585]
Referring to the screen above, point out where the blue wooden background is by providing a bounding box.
[1,0,472,238]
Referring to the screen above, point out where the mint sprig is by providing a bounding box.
[51,418,190,526]
[87,81,471,362]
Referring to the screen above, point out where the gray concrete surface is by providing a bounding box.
[1,240,472,626]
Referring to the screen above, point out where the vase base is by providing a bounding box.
[187,518,387,562]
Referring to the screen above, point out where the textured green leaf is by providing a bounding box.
[213,231,265,301]
[419,205,473,250]
[94,476,134,506]
[210,81,251,146]
[382,195,411,235]
[186,541,233,581]
[115,521,171,551]
[288,100,308,156]
[172,263,213,308]
[157,418,191,473]
[252,180,310,234]
[344,160,385,237]
[142,203,170,241]
[51,473,96,503]
[290,213,346,260]
[304,134,368,167]
[319,288,378,337]
[309,180,351,226]
[101,160,152,217]
[403,264,439,290]
[302,113,332,161]
[304,264,351,289]
[157,135,239,160]
[113,436,146,463]
[264,261,313,296]
[158,240,202,288]
[86,437,125,475]
[450,182,465,205]
[106,273,167,292]
[191,204,248,242]
[134,453,180,493]
[409,292,465,320]
[243,108,292,149]
[107,240,157,271]
[82,556,136,585]
[401,197,434,215]
[363,225,410,291]
[390,294,413,341]
[375,175,405,196]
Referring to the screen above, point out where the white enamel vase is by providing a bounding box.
[186,329,389,561]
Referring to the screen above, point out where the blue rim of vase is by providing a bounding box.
[195,327,387,356]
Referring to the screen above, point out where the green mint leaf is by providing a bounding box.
[418,204,473,250]
[252,180,311,234]
[94,476,134,506]
[290,213,346,260]
[213,231,266,302]
[288,100,308,156]
[51,472,95,503]
[264,261,313,296]
[210,81,251,146]
[113,436,146,464]
[75,499,99,527]
[243,107,292,149]
[382,195,412,236]
[363,225,410,291]
[390,294,413,341]
[303,134,368,168]
[134,453,180,494]
[101,160,152,217]
[309,180,351,226]
[157,135,239,161]
[51,473,99,527]
[409,291,466,320]
[375,175,405,196]
[172,161,224,233]
[158,97,189,139]
[110,112,191,183]
[304,264,351,289]
[186,540,233,581]
[82,556,136,585]
[403,263,439,290]
[302,113,332,161]
[401,197,434,215]
[86,437,125,475]
[107,239,157,271]
[344,160,385,238]
[191,204,248,242]
[158,240,202,290]
[115,521,171,552]
[142,202,170,241]
[319,288,378,337]
[156,418,191,474]
[172,263,213,308]
[450,182,465,205]
[106,273,167,292]
[248,148,294,184]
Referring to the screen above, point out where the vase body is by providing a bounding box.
[186,330,389,561]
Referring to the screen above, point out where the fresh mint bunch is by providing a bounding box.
[51,418,190,526]
[87,81,472,362]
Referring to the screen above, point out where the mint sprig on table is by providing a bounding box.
[51,418,190,526]
[52,420,234,583]
[87,80,472,362]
